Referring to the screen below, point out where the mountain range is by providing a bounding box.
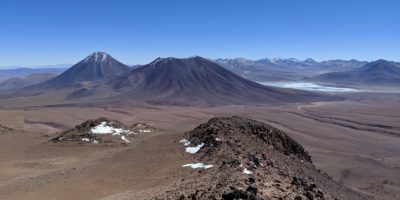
[0,67,67,82]
[215,58,368,81]
[0,53,335,106]
[0,73,57,91]
[64,56,329,106]
[2,52,399,107]
[308,60,400,86]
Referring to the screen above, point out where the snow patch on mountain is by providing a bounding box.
[183,163,213,169]
[90,121,132,135]
[185,143,204,154]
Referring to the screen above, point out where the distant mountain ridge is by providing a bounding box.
[0,64,71,69]
[309,60,400,86]
[0,73,57,91]
[215,57,368,81]
[0,67,67,82]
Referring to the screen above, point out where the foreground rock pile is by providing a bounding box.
[151,116,370,200]
[52,117,154,144]
[0,124,13,134]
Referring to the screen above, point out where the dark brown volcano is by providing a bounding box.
[94,56,331,106]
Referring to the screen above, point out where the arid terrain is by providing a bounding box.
[2,0,399,199]
[0,92,399,199]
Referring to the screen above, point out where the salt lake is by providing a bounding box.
[258,82,359,92]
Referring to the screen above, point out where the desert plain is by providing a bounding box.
[0,91,399,200]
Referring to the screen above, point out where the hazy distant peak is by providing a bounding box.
[304,58,317,63]
[310,59,400,85]
[359,59,398,71]
[214,58,254,66]
[372,59,391,64]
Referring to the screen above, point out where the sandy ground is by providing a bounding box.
[0,95,399,199]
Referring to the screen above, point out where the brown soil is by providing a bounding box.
[0,97,399,200]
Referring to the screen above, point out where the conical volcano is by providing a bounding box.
[33,52,130,89]
[99,56,329,106]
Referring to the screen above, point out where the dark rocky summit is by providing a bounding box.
[186,116,312,163]
[151,116,371,200]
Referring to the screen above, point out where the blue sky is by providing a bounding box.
[0,0,399,67]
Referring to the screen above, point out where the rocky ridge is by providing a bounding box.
[150,116,370,200]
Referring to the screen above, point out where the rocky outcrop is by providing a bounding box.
[150,116,370,200]
[0,124,13,134]
[52,117,154,144]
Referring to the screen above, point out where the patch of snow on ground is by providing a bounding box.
[183,163,213,169]
[179,139,191,146]
[121,135,131,143]
[81,138,90,142]
[90,122,130,135]
[185,143,204,154]
[243,168,253,174]
[215,138,221,141]
[93,140,99,144]
[139,129,151,133]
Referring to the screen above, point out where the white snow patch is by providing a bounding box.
[93,140,99,144]
[215,138,221,141]
[101,53,107,62]
[81,138,90,142]
[121,135,131,143]
[243,168,253,174]
[183,163,213,169]
[94,52,99,62]
[90,122,131,135]
[139,129,151,133]
[185,143,204,154]
[179,139,191,146]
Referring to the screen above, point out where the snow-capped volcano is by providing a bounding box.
[30,52,131,89]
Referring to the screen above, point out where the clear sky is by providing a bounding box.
[0,0,399,67]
